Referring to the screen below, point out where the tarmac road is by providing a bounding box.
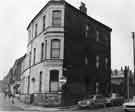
[0,92,125,112]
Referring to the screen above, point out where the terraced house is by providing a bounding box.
[21,0,112,106]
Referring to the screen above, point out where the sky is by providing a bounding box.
[0,0,134,80]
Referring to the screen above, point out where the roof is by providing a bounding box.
[27,0,65,30]
[64,2,112,31]
[27,0,112,31]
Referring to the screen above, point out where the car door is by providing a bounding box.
[95,95,106,104]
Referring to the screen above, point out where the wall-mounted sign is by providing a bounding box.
[59,76,67,85]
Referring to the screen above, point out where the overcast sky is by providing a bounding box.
[0,0,134,80]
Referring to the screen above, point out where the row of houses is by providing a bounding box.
[3,0,112,106]
[3,55,25,94]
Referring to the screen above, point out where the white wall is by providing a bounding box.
[27,4,64,43]
[22,3,65,94]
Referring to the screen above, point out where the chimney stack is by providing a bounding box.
[79,2,87,14]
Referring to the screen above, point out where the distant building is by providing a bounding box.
[2,68,13,93]
[11,55,25,94]
[111,69,125,95]
[21,0,111,106]
[0,80,8,92]
[111,67,134,98]
[3,55,25,95]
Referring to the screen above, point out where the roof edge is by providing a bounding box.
[65,2,112,32]
[27,0,65,30]
[27,0,112,32]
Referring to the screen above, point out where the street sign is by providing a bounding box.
[59,76,67,85]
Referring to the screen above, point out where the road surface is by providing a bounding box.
[0,93,125,112]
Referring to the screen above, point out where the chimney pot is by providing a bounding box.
[80,2,87,14]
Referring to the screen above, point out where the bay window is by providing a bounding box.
[51,39,60,59]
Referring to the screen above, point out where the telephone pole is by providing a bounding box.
[132,32,135,96]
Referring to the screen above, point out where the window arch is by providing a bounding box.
[51,39,61,59]
[49,70,59,92]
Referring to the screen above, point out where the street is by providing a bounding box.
[0,93,24,111]
[0,93,125,112]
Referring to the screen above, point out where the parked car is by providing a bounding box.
[123,97,135,112]
[107,93,124,106]
[78,94,109,108]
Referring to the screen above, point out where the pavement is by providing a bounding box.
[14,97,78,111]
[0,93,124,112]
[14,98,124,112]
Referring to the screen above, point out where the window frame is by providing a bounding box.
[85,56,88,65]
[85,25,89,39]
[43,15,46,31]
[96,30,99,42]
[35,24,38,37]
[52,10,62,27]
[50,39,61,59]
[96,55,100,69]
[39,71,42,92]
[27,76,30,94]
[49,70,59,92]
[29,51,31,67]
[33,48,36,64]
[41,43,44,61]
[105,57,108,70]
[45,40,47,59]
[28,30,31,41]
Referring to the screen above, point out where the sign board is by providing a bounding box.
[59,76,67,85]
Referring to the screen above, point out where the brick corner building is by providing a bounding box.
[21,0,112,106]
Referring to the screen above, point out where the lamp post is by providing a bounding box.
[132,32,135,96]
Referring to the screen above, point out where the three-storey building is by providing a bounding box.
[21,0,112,106]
